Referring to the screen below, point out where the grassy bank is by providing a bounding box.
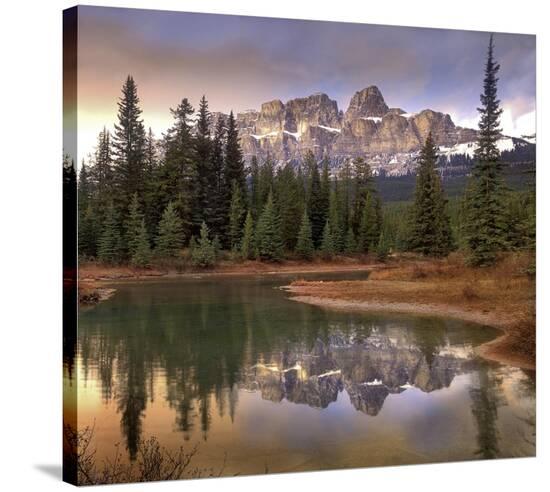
[78,256,379,281]
[285,252,535,370]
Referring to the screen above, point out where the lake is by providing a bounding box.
[65,272,535,477]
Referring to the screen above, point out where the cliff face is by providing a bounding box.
[231,85,479,170]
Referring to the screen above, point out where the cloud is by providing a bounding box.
[74,6,536,162]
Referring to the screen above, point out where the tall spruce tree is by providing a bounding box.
[275,163,303,250]
[320,156,331,225]
[329,180,344,252]
[91,127,113,196]
[351,157,375,235]
[344,226,357,254]
[98,202,122,264]
[156,202,184,258]
[433,175,454,256]
[143,128,159,238]
[111,76,147,221]
[255,191,283,261]
[191,222,216,267]
[126,193,145,259]
[296,210,314,260]
[409,133,453,257]
[196,96,213,227]
[78,161,92,214]
[249,156,261,220]
[240,211,255,260]
[464,35,508,266]
[228,180,246,251]
[321,219,335,259]
[339,159,353,235]
[258,156,275,209]
[305,151,325,247]
[376,230,390,262]
[161,98,198,240]
[358,192,379,253]
[131,219,151,267]
[79,203,98,258]
[209,115,227,241]
[224,111,246,195]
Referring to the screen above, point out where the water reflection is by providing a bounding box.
[68,275,535,469]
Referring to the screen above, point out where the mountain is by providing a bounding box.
[239,331,472,416]
[219,85,533,177]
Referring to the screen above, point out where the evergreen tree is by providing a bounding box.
[91,126,113,196]
[320,156,331,225]
[111,76,147,219]
[240,211,255,260]
[358,192,379,253]
[78,161,92,215]
[344,226,357,254]
[156,202,184,258]
[329,181,344,252]
[433,175,454,256]
[161,98,198,240]
[131,219,151,267]
[188,235,198,257]
[126,193,145,259]
[79,203,98,258]
[98,202,122,264]
[228,180,246,250]
[463,35,508,266]
[258,155,275,209]
[249,156,261,220]
[295,210,314,260]
[209,115,227,241]
[320,219,335,259]
[255,192,283,261]
[275,163,303,250]
[338,159,353,234]
[196,95,213,227]
[224,111,246,195]
[296,164,307,212]
[376,230,390,262]
[351,157,375,234]
[191,222,216,267]
[143,127,159,239]
[212,235,222,261]
[305,151,325,247]
[409,133,453,257]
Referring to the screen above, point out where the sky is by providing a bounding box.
[68,6,536,164]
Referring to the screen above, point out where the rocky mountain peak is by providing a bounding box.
[345,85,389,121]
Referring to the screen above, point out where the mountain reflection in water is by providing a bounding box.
[68,275,535,472]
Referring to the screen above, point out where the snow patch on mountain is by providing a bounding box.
[318,125,341,133]
[251,131,279,140]
[361,116,382,123]
[283,130,301,140]
[439,136,516,158]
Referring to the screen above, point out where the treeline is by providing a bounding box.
[76,35,535,269]
[77,76,388,266]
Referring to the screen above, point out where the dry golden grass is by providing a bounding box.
[289,252,536,368]
[78,255,373,280]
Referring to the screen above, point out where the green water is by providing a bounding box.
[69,272,535,476]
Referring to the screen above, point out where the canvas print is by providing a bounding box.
[63,5,536,486]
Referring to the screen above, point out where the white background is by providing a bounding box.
[0,0,547,490]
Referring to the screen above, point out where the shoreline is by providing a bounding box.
[78,261,379,305]
[79,261,380,284]
[284,287,535,371]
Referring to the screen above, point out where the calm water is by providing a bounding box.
[66,272,535,476]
